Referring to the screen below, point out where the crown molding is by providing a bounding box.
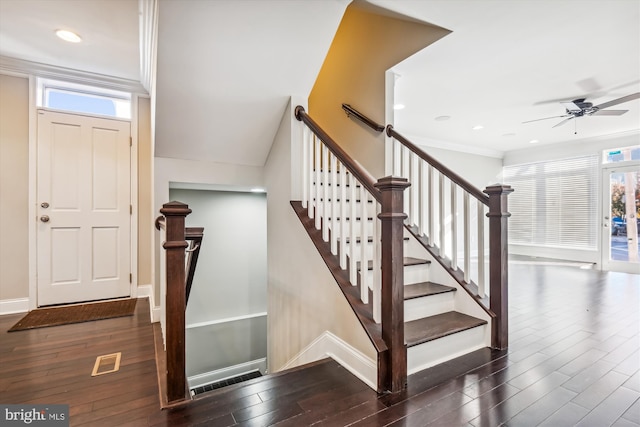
[0,55,147,94]
[139,0,158,94]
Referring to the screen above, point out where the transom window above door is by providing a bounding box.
[37,78,131,119]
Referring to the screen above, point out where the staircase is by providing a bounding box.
[293,105,512,393]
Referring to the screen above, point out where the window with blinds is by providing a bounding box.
[503,155,599,249]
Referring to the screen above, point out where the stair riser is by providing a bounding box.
[407,325,487,375]
[359,262,430,285]
[405,293,455,322]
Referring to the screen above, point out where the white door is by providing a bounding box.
[601,164,640,273]
[37,110,131,306]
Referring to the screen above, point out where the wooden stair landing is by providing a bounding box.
[405,311,487,347]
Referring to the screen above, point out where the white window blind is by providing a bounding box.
[503,155,599,249]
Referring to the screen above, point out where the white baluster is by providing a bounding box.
[373,202,381,323]
[393,138,401,177]
[402,146,410,222]
[313,136,321,227]
[418,160,426,236]
[464,192,471,283]
[451,183,458,270]
[330,153,338,255]
[340,165,348,269]
[322,145,329,242]
[360,184,368,303]
[410,153,419,228]
[349,174,358,286]
[302,126,309,209]
[477,201,486,297]
[427,164,434,246]
[439,172,445,258]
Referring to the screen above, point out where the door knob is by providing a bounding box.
[40,215,50,223]
[41,202,49,208]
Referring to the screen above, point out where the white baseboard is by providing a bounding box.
[280,331,377,391]
[187,358,267,390]
[0,297,30,315]
[137,284,160,323]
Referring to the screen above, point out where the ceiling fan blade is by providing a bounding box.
[522,114,569,124]
[594,92,640,110]
[591,109,628,116]
[552,117,574,128]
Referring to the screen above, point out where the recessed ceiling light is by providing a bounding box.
[55,29,82,43]
[529,139,539,144]
[434,115,450,121]
[472,125,484,130]
[393,104,405,110]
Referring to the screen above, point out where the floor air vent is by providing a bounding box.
[191,370,262,396]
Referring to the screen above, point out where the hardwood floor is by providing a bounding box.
[1,263,638,426]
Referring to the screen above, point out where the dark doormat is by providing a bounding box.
[8,298,137,332]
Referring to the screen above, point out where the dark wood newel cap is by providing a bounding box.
[374,176,411,191]
[483,184,514,195]
[160,201,192,216]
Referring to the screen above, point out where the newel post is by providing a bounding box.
[484,185,513,350]
[375,176,410,393]
[160,201,191,403]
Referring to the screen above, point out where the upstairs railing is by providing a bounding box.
[155,202,204,403]
[295,106,409,393]
[386,125,513,349]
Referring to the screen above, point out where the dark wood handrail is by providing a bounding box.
[386,125,489,204]
[157,217,203,305]
[295,106,382,204]
[342,103,385,132]
[155,215,165,230]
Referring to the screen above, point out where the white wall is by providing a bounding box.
[169,188,267,384]
[153,156,264,314]
[264,98,377,379]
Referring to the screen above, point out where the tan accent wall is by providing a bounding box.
[137,97,153,286]
[0,74,29,300]
[309,3,450,178]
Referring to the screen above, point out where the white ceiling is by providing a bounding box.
[0,0,638,164]
[377,0,640,156]
[0,0,140,81]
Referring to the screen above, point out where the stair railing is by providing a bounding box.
[386,126,513,349]
[295,106,409,393]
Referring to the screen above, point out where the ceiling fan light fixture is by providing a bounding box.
[55,29,82,43]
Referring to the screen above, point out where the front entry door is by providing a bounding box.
[37,110,131,306]
[601,164,639,273]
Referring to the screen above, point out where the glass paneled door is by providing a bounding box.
[602,164,640,273]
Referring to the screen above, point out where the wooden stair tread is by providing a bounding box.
[405,311,487,347]
[404,282,456,300]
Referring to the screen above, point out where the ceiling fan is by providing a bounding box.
[523,92,640,128]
